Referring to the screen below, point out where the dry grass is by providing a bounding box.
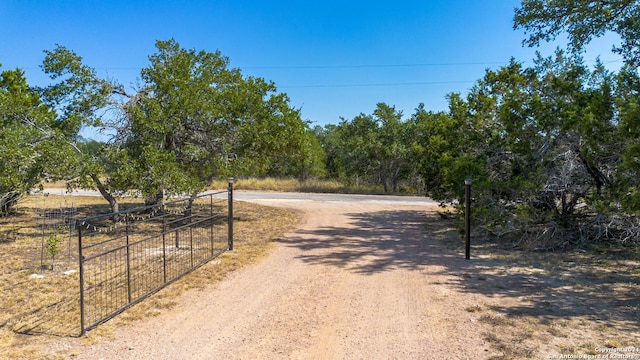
[0,194,302,359]
[449,229,640,359]
[45,176,414,195]
[208,177,393,194]
[210,177,300,192]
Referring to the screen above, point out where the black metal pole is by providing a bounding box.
[162,212,167,283]
[465,178,471,260]
[210,194,214,257]
[125,215,132,303]
[228,177,234,251]
[77,221,85,336]
[189,199,194,268]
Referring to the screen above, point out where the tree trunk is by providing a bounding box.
[0,191,21,216]
[145,189,165,206]
[89,174,119,213]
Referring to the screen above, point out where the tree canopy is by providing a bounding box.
[3,26,640,249]
[0,66,72,213]
[36,39,316,211]
[514,0,640,65]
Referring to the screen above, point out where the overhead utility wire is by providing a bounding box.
[14,58,623,71]
[279,80,475,88]
[242,58,624,70]
[241,62,509,69]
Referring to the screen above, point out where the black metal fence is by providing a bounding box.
[77,191,232,334]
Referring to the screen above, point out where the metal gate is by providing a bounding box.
[77,189,233,334]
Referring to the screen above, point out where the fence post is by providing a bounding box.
[210,194,214,257]
[228,177,234,251]
[465,178,472,260]
[188,198,194,268]
[162,211,167,283]
[125,215,132,303]
[77,221,85,336]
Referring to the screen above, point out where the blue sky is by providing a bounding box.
[0,0,624,133]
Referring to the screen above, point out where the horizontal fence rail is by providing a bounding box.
[77,191,232,334]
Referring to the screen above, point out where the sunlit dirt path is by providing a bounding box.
[48,198,495,359]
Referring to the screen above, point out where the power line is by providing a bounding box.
[7,61,510,71]
[241,62,509,70]
[280,80,475,89]
[11,58,623,72]
[10,58,624,90]
[242,58,624,70]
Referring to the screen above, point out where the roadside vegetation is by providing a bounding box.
[4,1,640,252]
[208,177,406,195]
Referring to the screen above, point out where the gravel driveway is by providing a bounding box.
[48,194,495,359]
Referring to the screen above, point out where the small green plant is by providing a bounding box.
[45,228,64,270]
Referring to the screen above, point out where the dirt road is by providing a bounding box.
[52,197,495,359]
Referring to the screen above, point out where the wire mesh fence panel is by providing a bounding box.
[77,192,230,334]
[37,205,78,271]
[0,200,81,337]
[82,247,129,327]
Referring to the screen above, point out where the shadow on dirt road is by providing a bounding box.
[278,209,640,334]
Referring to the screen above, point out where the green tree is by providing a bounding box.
[41,45,115,135]
[317,103,414,193]
[330,113,380,187]
[0,66,70,214]
[39,40,312,210]
[124,39,239,201]
[458,53,621,247]
[512,0,640,240]
[373,103,412,192]
[514,0,640,65]
[127,39,311,201]
[613,65,640,214]
[40,45,130,213]
[410,95,484,204]
[315,124,343,179]
[268,127,326,181]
